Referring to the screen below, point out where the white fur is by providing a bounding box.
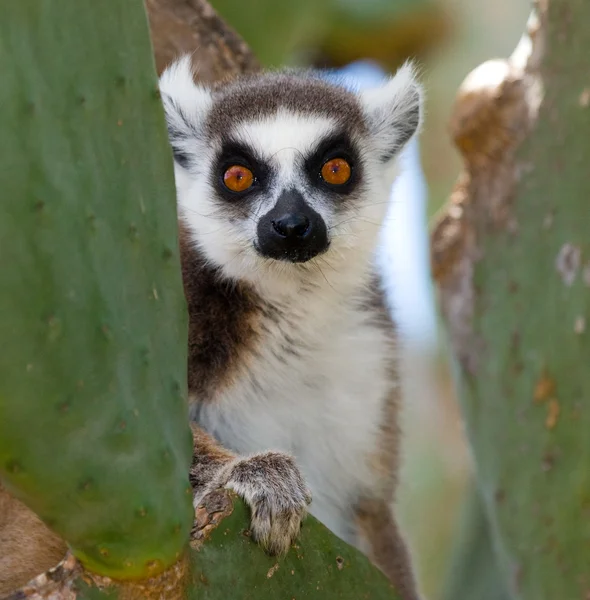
[361,62,423,178]
[159,55,212,174]
[159,55,212,128]
[197,281,396,544]
[160,58,422,544]
[233,111,335,186]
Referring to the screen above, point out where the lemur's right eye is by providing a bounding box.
[223,165,254,192]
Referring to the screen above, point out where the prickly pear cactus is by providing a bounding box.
[187,498,401,600]
[0,1,193,579]
[6,490,403,599]
[433,2,590,598]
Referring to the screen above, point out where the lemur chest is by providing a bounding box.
[195,308,395,538]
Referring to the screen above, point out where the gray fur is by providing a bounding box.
[205,70,368,139]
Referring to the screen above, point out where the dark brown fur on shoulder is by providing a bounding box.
[179,223,263,402]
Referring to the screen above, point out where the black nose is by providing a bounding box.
[256,189,329,263]
[272,214,310,239]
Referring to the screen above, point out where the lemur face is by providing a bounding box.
[160,57,422,284]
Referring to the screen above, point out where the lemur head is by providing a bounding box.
[160,56,422,289]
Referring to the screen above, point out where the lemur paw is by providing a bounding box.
[196,451,311,556]
[228,452,311,555]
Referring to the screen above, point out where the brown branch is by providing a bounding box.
[145,0,260,80]
[2,491,235,600]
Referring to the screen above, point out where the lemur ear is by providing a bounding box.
[159,55,212,169]
[360,62,423,163]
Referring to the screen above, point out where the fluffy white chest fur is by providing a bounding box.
[195,280,395,545]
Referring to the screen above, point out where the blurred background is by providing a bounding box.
[208,0,530,597]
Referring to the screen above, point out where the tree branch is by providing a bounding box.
[145,0,259,80]
[2,491,234,600]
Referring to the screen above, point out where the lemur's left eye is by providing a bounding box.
[320,158,351,186]
[223,165,254,192]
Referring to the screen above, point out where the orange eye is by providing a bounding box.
[223,165,254,192]
[321,158,351,186]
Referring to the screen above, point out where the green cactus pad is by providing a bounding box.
[41,495,402,599]
[187,498,401,600]
[0,1,193,579]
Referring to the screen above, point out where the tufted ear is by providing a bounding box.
[360,62,423,163]
[159,55,213,169]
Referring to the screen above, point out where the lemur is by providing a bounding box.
[160,56,423,600]
[0,56,422,600]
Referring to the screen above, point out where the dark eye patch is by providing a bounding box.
[303,131,361,195]
[211,139,271,202]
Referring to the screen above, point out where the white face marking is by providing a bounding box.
[233,110,334,183]
[161,58,422,298]
[176,111,394,298]
[229,111,338,234]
